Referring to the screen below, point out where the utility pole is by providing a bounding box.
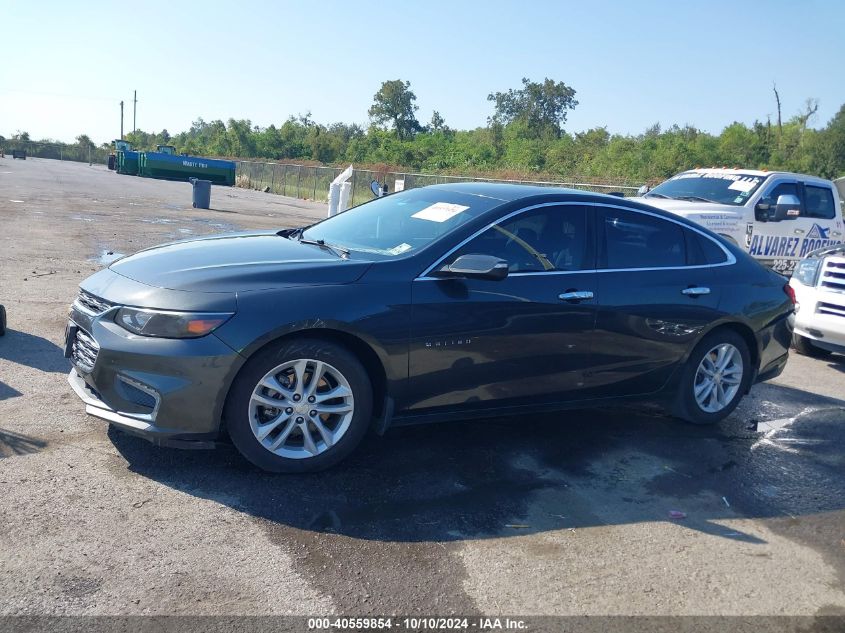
[133,90,137,134]
[120,100,124,139]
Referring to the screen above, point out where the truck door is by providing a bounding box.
[798,182,844,256]
[748,179,827,275]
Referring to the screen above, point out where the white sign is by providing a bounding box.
[728,179,756,192]
[394,179,405,192]
[412,202,469,223]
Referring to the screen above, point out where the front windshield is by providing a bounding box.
[300,188,499,258]
[646,172,766,206]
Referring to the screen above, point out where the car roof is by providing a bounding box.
[423,181,630,202]
[422,181,717,231]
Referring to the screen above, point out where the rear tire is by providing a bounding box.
[225,337,372,473]
[674,329,751,425]
[792,333,832,358]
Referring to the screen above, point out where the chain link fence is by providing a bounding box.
[0,140,110,165]
[235,161,642,207]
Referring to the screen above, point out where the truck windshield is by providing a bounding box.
[646,172,766,206]
[299,188,498,259]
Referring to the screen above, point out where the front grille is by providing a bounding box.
[75,289,113,315]
[817,302,845,318]
[72,329,100,373]
[820,257,845,294]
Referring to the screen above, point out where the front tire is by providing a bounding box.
[0,305,6,336]
[674,330,751,425]
[792,333,832,358]
[225,338,372,473]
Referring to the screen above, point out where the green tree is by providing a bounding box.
[368,79,421,140]
[428,110,450,134]
[75,134,95,149]
[487,77,578,140]
[807,104,845,179]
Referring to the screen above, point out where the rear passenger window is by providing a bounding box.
[599,208,685,269]
[697,233,728,264]
[804,185,835,219]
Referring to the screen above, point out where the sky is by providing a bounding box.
[1,0,844,145]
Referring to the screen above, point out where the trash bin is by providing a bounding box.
[190,178,211,209]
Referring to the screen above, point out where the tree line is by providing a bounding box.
[6,78,844,184]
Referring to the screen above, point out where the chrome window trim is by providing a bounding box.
[416,201,736,281]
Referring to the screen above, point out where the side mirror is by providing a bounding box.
[754,198,772,221]
[771,194,801,222]
[636,185,650,196]
[436,254,508,281]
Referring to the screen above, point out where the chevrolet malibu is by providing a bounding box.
[66,184,794,472]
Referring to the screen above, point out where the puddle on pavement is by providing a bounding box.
[139,217,236,233]
[92,250,126,265]
[751,406,839,454]
[141,217,176,225]
[193,218,236,231]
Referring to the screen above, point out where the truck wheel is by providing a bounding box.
[0,305,6,336]
[674,330,751,425]
[792,334,832,358]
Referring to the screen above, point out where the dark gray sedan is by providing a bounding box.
[66,184,794,472]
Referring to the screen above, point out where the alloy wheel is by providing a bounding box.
[693,343,743,413]
[248,358,354,459]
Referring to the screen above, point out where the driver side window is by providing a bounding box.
[450,205,589,273]
[763,182,800,210]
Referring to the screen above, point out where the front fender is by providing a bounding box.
[212,283,411,386]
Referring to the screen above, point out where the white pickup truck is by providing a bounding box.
[636,169,845,275]
[789,244,845,357]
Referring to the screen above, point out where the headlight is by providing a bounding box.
[115,307,233,338]
[792,259,821,287]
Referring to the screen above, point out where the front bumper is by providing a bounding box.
[66,369,217,448]
[66,296,245,446]
[792,287,845,353]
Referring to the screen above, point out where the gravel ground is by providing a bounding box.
[0,157,843,620]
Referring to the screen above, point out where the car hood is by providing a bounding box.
[110,231,372,292]
[634,197,744,218]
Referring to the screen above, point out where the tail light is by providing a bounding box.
[783,283,796,305]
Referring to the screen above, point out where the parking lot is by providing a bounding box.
[1,157,844,617]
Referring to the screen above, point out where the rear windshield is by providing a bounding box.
[302,188,500,258]
[646,172,766,206]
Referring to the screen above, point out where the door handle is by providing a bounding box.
[559,291,594,302]
[833,231,843,237]
[682,286,710,297]
[794,228,805,235]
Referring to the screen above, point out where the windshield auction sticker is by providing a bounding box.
[412,202,470,223]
